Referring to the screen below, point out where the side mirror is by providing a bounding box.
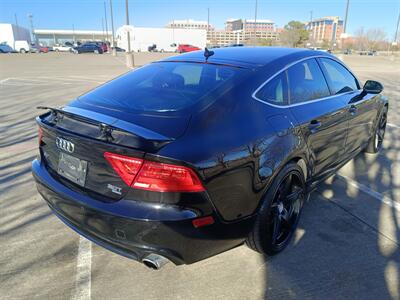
[363,80,383,94]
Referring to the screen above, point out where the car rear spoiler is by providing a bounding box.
[37,106,172,142]
[37,106,173,152]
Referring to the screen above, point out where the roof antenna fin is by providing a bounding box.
[204,47,214,62]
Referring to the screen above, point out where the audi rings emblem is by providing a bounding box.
[55,137,75,153]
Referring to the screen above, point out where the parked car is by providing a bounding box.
[94,42,108,53]
[31,45,49,53]
[33,47,388,269]
[111,46,125,52]
[14,40,31,53]
[177,44,201,53]
[72,43,103,54]
[148,44,158,52]
[0,44,15,53]
[53,44,73,52]
[159,43,178,52]
[343,48,352,55]
[227,43,244,47]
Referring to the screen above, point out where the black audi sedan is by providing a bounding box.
[32,47,388,269]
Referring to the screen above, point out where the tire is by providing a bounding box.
[246,162,307,255]
[365,107,387,153]
[55,49,59,52]
[20,49,26,54]
[94,49,99,54]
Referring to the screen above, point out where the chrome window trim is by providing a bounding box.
[251,55,362,108]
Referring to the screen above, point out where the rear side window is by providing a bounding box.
[79,62,247,113]
[319,58,359,94]
[287,59,330,104]
[255,72,288,105]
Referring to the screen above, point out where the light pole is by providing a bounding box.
[394,9,400,43]
[207,8,210,47]
[72,24,76,45]
[254,0,258,45]
[110,0,116,56]
[103,2,109,43]
[102,18,105,42]
[343,0,350,34]
[14,14,20,41]
[28,14,37,45]
[125,0,134,68]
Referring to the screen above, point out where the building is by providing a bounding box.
[307,16,344,44]
[225,19,244,31]
[243,19,275,32]
[207,29,278,47]
[33,29,112,46]
[225,19,275,32]
[166,19,213,31]
[0,23,31,49]
[208,30,241,46]
[116,25,206,52]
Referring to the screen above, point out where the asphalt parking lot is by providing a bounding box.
[0,51,399,299]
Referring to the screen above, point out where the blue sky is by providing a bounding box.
[0,0,399,39]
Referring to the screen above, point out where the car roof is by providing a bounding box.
[161,46,334,68]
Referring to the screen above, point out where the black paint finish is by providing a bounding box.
[32,47,388,265]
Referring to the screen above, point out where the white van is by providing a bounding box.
[14,40,31,53]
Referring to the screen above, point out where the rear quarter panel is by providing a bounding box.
[158,79,310,222]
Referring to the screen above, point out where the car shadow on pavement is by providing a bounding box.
[263,125,399,299]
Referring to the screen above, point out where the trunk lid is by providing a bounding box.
[37,106,174,201]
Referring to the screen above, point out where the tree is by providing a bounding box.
[354,27,388,51]
[366,28,387,50]
[279,21,309,47]
[354,27,367,50]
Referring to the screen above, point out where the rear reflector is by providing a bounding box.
[192,216,215,228]
[104,152,205,193]
[133,161,205,192]
[38,126,43,145]
[104,152,143,186]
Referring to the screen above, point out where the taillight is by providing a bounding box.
[133,161,205,192]
[192,216,215,228]
[38,126,43,145]
[104,152,143,186]
[104,152,205,193]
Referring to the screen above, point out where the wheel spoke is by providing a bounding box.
[271,212,282,244]
[280,174,292,200]
[285,188,302,204]
[380,115,387,128]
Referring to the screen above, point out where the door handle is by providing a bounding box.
[349,105,357,115]
[309,120,322,132]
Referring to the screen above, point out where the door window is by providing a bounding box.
[319,58,359,94]
[287,59,330,104]
[254,72,288,105]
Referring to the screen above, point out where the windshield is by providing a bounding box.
[78,62,248,114]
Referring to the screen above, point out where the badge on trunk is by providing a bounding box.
[56,137,75,153]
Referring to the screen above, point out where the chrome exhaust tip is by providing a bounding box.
[142,254,170,270]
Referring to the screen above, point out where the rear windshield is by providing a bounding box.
[78,62,247,114]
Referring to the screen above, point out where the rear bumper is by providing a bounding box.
[32,159,252,265]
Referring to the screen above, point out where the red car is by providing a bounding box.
[39,46,49,53]
[177,44,201,53]
[96,42,108,53]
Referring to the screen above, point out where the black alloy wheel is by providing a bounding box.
[365,107,387,153]
[375,110,387,151]
[268,171,304,250]
[246,163,306,255]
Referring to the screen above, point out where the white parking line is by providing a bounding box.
[0,78,10,84]
[387,123,400,129]
[71,236,92,300]
[337,174,400,212]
